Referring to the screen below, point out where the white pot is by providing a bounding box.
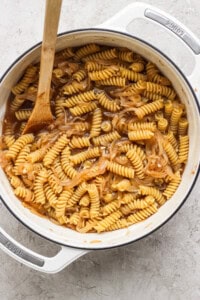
[0,2,200,273]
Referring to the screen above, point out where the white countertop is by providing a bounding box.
[1,0,200,299]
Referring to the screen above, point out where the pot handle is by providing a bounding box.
[0,226,88,273]
[98,2,200,88]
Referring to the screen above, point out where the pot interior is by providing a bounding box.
[0,29,199,249]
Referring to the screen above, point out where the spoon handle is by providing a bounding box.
[37,0,62,103]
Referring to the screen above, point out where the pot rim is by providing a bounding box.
[0,28,200,250]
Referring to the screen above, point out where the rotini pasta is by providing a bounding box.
[120,67,147,82]
[0,43,189,234]
[67,182,88,208]
[128,121,156,132]
[146,82,176,99]
[169,106,183,134]
[129,62,144,72]
[14,186,34,202]
[34,169,48,204]
[157,118,168,132]
[102,199,120,216]
[43,134,69,167]
[90,108,102,138]
[139,185,165,206]
[178,118,188,136]
[62,80,87,95]
[134,99,164,119]
[12,65,38,95]
[128,130,154,141]
[55,189,73,217]
[69,102,97,116]
[6,134,34,160]
[120,196,155,215]
[178,135,189,163]
[97,91,120,112]
[82,48,117,62]
[69,136,90,149]
[70,147,101,165]
[127,203,158,224]
[96,77,126,87]
[163,140,179,167]
[92,131,121,146]
[75,43,100,59]
[107,161,135,179]
[62,90,97,108]
[163,173,181,199]
[15,110,32,121]
[88,66,118,81]
[94,210,122,233]
[72,69,87,82]
[126,148,144,179]
[88,183,100,219]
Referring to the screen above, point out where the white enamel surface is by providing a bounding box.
[0,227,88,273]
[0,29,200,250]
[98,2,200,92]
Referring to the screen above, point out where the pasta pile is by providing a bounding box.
[0,44,189,233]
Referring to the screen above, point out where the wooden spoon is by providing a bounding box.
[23,0,62,134]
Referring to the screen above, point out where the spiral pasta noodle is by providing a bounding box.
[69,102,97,116]
[126,148,144,179]
[72,69,87,82]
[170,106,183,134]
[128,121,156,132]
[128,130,154,141]
[15,110,32,121]
[69,136,90,149]
[82,48,117,62]
[44,184,58,208]
[55,189,73,217]
[63,90,97,108]
[139,185,165,206]
[14,186,34,202]
[96,77,126,87]
[75,43,100,59]
[146,82,176,99]
[67,182,88,208]
[6,134,34,160]
[120,196,155,215]
[120,67,147,82]
[43,134,69,167]
[178,118,188,136]
[163,140,179,167]
[88,183,100,219]
[146,62,171,86]
[134,99,164,119]
[163,174,181,200]
[127,203,158,224]
[92,131,121,146]
[129,62,145,72]
[12,65,38,95]
[63,80,86,95]
[70,147,101,165]
[94,210,122,233]
[90,108,102,138]
[10,96,26,112]
[143,90,161,101]
[107,161,135,179]
[88,66,118,81]
[34,169,48,204]
[178,135,189,163]
[97,91,120,112]
[102,199,120,216]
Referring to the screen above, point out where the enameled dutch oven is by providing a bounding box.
[0,3,200,273]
